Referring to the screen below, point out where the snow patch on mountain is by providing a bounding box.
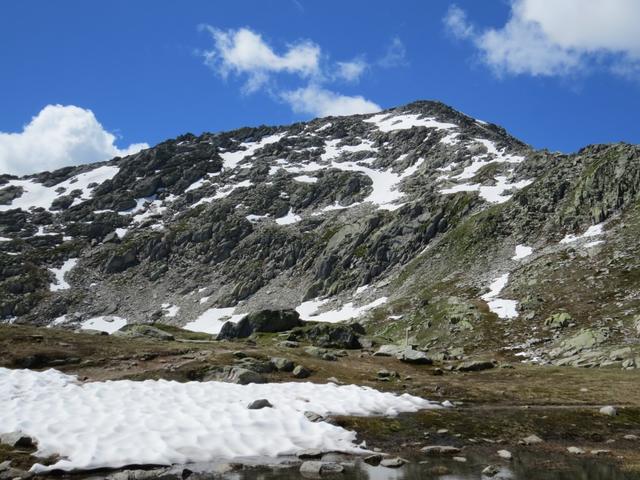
[183,307,246,335]
[365,113,456,132]
[481,273,518,319]
[49,258,78,291]
[296,297,388,323]
[220,133,286,170]
[80,316,127,334]
[0,165,119,212]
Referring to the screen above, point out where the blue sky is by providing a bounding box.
[1,0,639,174]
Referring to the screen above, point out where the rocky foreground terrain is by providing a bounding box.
[2,101,640,478]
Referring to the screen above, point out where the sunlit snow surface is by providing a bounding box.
[296,297,388,323]
[79,316,127,334]
[183,307,246,335]
[0,368,439,473]
[364,113,457,132]
[481,273,518,319]
[560,223,605,245]
[0,165,119,212]
[49,258,77,291]
[512,245,533,260]
[220,133,286,170]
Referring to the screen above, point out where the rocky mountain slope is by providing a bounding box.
[1,100,639,368]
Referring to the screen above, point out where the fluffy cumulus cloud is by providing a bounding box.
[201,26,383,117]
[0,105,148,176]
[202,26,321,93]
[281,84,380,117]
[444,0,640,77]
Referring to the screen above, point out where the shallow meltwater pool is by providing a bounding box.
[228,453,640,480]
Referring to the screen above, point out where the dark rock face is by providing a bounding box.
[104,248,138,273]
[3,100,640,364]
[217,310,302,340]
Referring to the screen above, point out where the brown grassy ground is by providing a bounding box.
[2,323,640,474]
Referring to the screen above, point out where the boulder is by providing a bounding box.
[114,324,174,341]
[0,432,35,449]
[299,461,344,475]
[497,449,512,460]
[396,348,432,365]
[204,366,266,385]
[247,399,273,409]
[456,360,495,372]
[482,465,500,477]
[363,454,382,466]
[304,323,364,349]
[567,446,585,454]
[520,434,544,445]
[420,445,461,456]
[562,328,608,352]
[217,309,302,340]
[380,457,406,468]
[293,365,311,378]
[106,469,181,480]
[271,357,295,372]
[373,344,405,357]
[545,312,572,329]
[237,357,275,373]
[599,405,617,417]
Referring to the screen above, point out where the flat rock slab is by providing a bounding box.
[420,445,461,455]
[299,461,345,476]
[380,457,407,468]
[396,349,433,365]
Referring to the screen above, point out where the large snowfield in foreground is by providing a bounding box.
[0,368,439,473]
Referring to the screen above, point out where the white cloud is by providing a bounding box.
[443,5,475,40]
[0,105,148,176]
[202,26,321,92]
[445,0,640,77]
[201,26,386,117]
[281,84,381,117]
[335,58,368,82]
[378,37,408,68]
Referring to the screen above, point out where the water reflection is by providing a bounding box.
[233,451,640,480]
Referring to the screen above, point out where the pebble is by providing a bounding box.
[482,465,501,477]
[567,446,585,454]
[299,461,344,475]
[520,434,543,445]
[497,449,512,460]
[247,399,272,410]
[421,445,461,455]
[599,405,617,416]
[363,454,382,466]
[292,365,311,378]
[380,457,407,468]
